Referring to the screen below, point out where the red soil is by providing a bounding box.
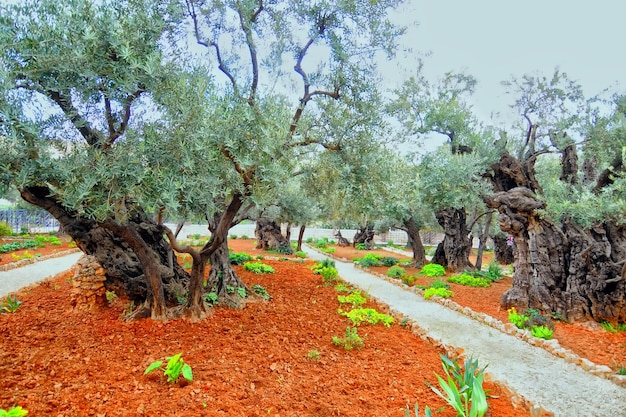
[0,239,532,416]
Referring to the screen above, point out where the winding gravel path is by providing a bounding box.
[305,247,626,417]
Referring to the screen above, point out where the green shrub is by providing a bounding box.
[430,280,450,289]
[315,237,329,248]
[318,266,339,283]
[355,243,367,250]
[243,262,275,274]
[358,253,381,268]
[0,222,13,237]
[0,406,29,417]
[229,251,253,265]
[531,325,554,340]
[251,284,271,300]
[294,250,307,258]
[448,273,491,287]
[401,275,417,286]
[419,263,446,277]
[337,291,367,307]
[340,307,394,327]
[314,258,335,270]
[423,287,453,299]
[386,265,406,279]
[321,247,336,253]
[229,234,238,239]
[380,256,399,267]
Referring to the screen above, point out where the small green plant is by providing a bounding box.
[405,403,432,417]
[105,290,118,303]
[386,265,406,279]
[306,349,320,361]
[204,291,219,305]
[429,355,488,417]
[332,327,364,350]
[321,246,336,253]
[229,251,253,265]
[402,275,417,286]
[0,406,28,417]
[1,295,22,313]
[600,321,626,333]
[236,287,247,298]
[339,307,394,327]
[448,273,491,288]
[0,221,13,237]
[229,234,238,239]
[243,261,275,274]
[419,263,446,277]
[318,266,339,283]
[315,237,329,248]
[313,258,335,271]
[612,361,626,375]
[337,291,367,307]
[423,287,453,299]
[380,256,399,267]
[507,308,529,329]
[144,353,193,384]
[355,243,367,250]
[305,237,314,243]
[530,325,554,340]
[430,280,450,289]
[294,250,307,258]
[334,283,352,293]
[251,284,271,300]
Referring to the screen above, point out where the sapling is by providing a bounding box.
[144,353,193,384]
[0,406,28,417]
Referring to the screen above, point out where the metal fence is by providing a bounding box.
[0,209,60,233]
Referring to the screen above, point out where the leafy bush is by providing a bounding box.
[485,262,503,280]
[229,234,238,240]
[401,275,417,286]
[531,325,554,340]
[313,258,335,270]
[423,287,453,299]
[243,262,275,274]
[419,263,446,277]
[229,251,253,265]
[340,307,394,327]
[277,245,292,255]
[448,273,491,287]
[386,265,407,279]
[294,251,307,258]
[315,237,329,248]
[0,240,40,253]
[321,247,336,253]
[337,291,367,307]
[355,243,367,250]
[507,308,529,329]
[144,353,193,384]
[251,284,271,300]
[332,327,364,350]
[0,222,13,237]
[319,266,339,283]
[380,256,399,267]
[0,406,28,417]
[358,253,381,268]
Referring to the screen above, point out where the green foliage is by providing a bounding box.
[229,252,253,265]
[236,287,247,298]
[0,241,40,253]
[320,247,336,254]
[405,403,432,417]
[294,251,307,258]
[334,283,352,293]
[355,243,367,250]
[337,291,367,308]
[144,353,193,385]
[1,295,22,313]
[358,253,381,267]
[507,308,529,329]
[447,273,491,287]
[423,287,453,299]
[0,222,13,237]
[380,256,399,267]
[306,350,320,361]
[204,291,218,305]
[386,265,407,279]
[530,325,554,340]
[332,327,364,350]
[318,267,339,283]
[243,262,275,274]
[419,264,446,277]
[401,275,417,286]
[339,307,394,327]
[600,321,626,333]
[0,406,28,417]
[229,234,238,240]
[429,355,488,417]
[315,238,330,248]
[251,284,271,300]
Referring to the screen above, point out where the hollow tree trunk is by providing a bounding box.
[255,219,292,254]
[403,216,426,267]
[492,235,515,264]
[296,225,306,252]
[353,225,374,249]
[431,208,472,272]
[20,187,189,310]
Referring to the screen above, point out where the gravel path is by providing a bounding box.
[305,247,626,417]
[2,250,626,416]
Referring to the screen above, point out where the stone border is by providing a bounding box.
[0,248,81,272]
[309,246,626,390]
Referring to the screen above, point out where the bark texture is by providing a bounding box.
[255,219,292,254]
[485,153,626,322]
[353,225,374,249]
[403,217,426,267]
[493,235,515,265]
[431,208,472,272]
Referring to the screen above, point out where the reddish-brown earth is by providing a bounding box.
[0,235,76,268]
[0,239,534,416]
[325,244,626,372]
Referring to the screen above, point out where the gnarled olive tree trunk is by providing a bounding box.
[485,152,626,322]
[431,208,472,272]
[255,219,292,254]
[403,216,426,267]
[21,186,190,320]
[353,225,374,249]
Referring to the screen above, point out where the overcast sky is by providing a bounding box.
[387,0,625,127]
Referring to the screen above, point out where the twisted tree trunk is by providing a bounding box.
[403,216,426,267]
[255,219,292,254]
[431,208,472,272]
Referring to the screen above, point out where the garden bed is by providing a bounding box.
[0,241,531,416]
[0,234,77,270]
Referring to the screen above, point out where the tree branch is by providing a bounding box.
[47,89,102,146]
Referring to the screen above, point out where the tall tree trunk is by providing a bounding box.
[492,235,515,264]
[255,219,292,253]
[296,224,306,252]
[403,216,426,267]
[285,223,291,242]
[205,239,247,308]
[431,208,472,272]
[20,187,189,313]
[474,211,493,271]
